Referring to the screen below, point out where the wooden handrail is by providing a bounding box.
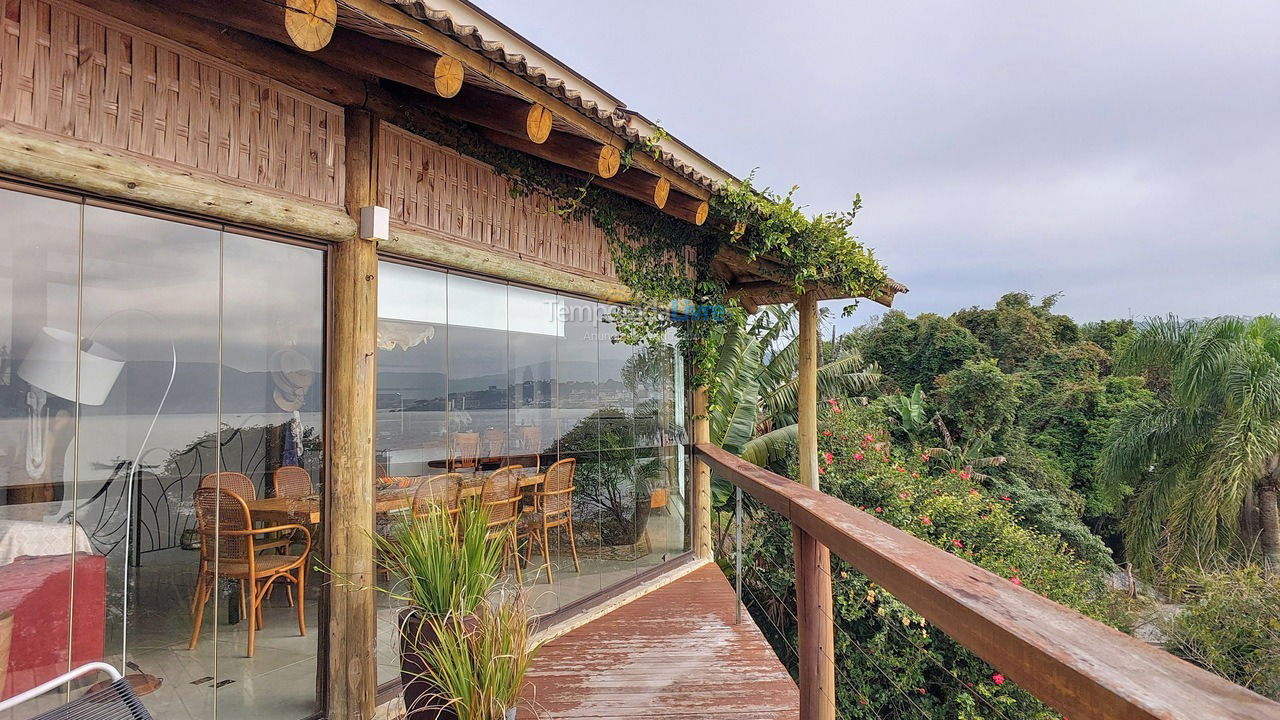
[695,443,1280,720]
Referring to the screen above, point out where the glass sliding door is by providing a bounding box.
[372,260,691,637]
[0,185,327,720]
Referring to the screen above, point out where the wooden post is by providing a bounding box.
[325,108,379,720]
[794,290,835,720]
[692,385,712,559]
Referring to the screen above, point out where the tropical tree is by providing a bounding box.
[709,305,882,473]
[1097,315,1280,575]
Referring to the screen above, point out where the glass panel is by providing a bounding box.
[0,189,81,717]
[376,263,448,478]
[214,232,325,718]
[374,262,449,684]
[447,275,507,468]
[80,205,221,720]
[508,287,558,467]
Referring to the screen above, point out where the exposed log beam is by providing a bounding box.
[283,0,337,51]
[170,0,465,98]
[88,0,366,106]
[483,129,620,178]
[666,190,709,226]
[338,0,712,199]
[725,279,901,308]
[593,167,670,210]
[416,87,553,143]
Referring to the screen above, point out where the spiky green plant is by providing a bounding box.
[374,499,505,616]
[1097,315,1280,576]
[417,600,538,719]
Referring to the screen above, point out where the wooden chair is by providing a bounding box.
[518,425,542,453]
[452,432,481,470]
[272,465,314,498]
[197,471,289,552]
[375,462,389,479]
[412,473,464,524]
[482,427,506,458]
[189,488,311,657]
[481,465,525,582]
[521,457,580,583]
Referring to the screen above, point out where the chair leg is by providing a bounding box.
[188,578,210,650]
[295,568,307,637]
[567,516,582,573]
[239,581,248,619]
[510,533,523,584]
[541,526,554,584]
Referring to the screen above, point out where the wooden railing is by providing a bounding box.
[695,443,1280,720]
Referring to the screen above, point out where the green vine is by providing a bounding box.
[394,107,890,391]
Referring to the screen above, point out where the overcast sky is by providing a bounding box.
[477,0,1280,331]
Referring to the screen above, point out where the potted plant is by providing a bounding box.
[415,599,537,720]
[373,500,505,720]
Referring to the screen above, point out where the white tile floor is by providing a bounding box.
[2,512,686,720]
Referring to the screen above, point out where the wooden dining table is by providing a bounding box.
[244,469,545,524]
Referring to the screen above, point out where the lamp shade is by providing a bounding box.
[16,327,124,406]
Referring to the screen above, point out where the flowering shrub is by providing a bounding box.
[736,403,1119,720]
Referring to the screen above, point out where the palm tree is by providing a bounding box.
[709,306,882,470]
[1098,315,1280,576]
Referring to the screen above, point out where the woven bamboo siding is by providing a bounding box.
[0,0,345,207]
[378,122,618,281]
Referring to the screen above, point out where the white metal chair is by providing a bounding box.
[0,661,153,718]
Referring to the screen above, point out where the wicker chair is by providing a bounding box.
[412,472,464,523]
[189,488,311,657]
[482,427,506,458]
[452,432,481,470]
[482,465,525,582]
[520,457,580,583]
[271,465,314,498]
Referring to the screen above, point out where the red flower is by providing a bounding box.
[952,539,963,548]
[1001,495,1012,502]
[818,466,826,475]
[875,507,883,513]
[854,452,864,461]
[865,433,874,442]
[1010,577,1022,586]
[911,472,919,478]
[898,493,908,500]
[992,673,1005,686]
[959,471,971,480]
[969,489,980,496]
[917,688,926,695]
[919,516,932,526]
[949,468,958,474]
[823,452,834,464]
[822,430,832,436]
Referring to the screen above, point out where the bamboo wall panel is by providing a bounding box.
[378,122,618,281]
[0,0,345,207]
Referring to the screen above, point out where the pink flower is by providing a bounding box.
[874,507,883,513]
[1010,577,1022,586]
[919,516,932,526]
[912,472,919,478]
[992,673,1005,686]
[833,406,842,414]
[959,471,971,480]
[898,493,908,500]
[823,452,834,464]
[818,466,826,475]
[1001,495,1012,502]
[969,489,980,496]
[854,452,864,461]
[952,539,963,548]
[865,434,874,442]
[949,468,959,474]
[917,688,926,695]
[822,430,832,436]
[826,398,838,407]
[921,453,931,460]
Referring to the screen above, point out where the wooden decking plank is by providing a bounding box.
[518,564,799,719]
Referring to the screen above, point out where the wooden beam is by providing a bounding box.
[0,122,355,241]
[381,226,633,303]
[172,0,464,98]
[337,0,713,199]
[425,88,553,143]
[87,0,366,106]
[594,167,671,210]
[326,107,379,720]
[483,128,621,178]
[692,385,712,559]
[795,290,835,720]
[284,0,337,51]
[666,190,709,226]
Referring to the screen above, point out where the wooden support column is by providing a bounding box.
[325,108,379,720]
[692,385,712,559]
[794,290,835,720]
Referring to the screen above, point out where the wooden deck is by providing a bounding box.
[518,564,799,719]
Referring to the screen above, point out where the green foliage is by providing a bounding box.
[1097,315,1280,576]
[1162,567,1280,700]
[374,501,503,617]
[934,359,1020,439]
[557,408,661,541]
[737,404,1117,720]
[861,311,987,391]
[885,384,930,442]
[416,600,538,719]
